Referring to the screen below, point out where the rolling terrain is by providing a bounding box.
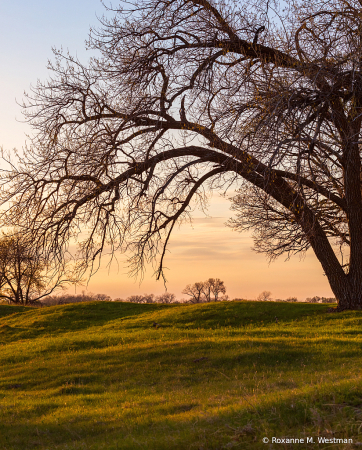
[0,301,361,449]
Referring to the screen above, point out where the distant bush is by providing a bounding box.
[305,296,336,303]
[126,294,155,303]
[155,292,176,304]
[255,295,298,302]
[257,291,273,302]
[320,297,336,303]
[285,296,298,302]
[305,297,319,303]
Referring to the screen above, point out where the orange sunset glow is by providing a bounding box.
[84,195,334,300]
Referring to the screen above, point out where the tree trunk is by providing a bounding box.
[325,276,362,311]
[313,256,362,311]
[302,210,362,311]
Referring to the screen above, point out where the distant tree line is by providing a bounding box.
[38,279,229,306]
[255,291,336,303]
[40,292,112,306]
[256,291,299,302]
[114,292,177,304]
[115,280,229,304]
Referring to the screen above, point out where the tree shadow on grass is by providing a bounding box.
[1,334,359,397]
[0,302,167,343]
[1,378,361,450]
[0,305,28,318]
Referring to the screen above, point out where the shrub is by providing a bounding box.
[305,296,336,303]
[155,293,176,304]
[257,291,273,302]
[285,297,298,302]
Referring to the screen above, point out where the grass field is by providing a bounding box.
[1,300,362,449]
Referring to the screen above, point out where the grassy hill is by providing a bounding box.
[1,300,362,449]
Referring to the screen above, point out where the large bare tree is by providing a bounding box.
[1,0,362,310]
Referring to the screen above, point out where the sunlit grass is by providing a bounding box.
[1,301,362,449]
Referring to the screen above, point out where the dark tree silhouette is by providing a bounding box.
[0,232,75,305]
[2,0,362,310]
[182,278,226,302]
[203,278,226,302]
[182,282,205,303]
[257,291,273,302]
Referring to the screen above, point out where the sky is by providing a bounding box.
[0,0,334,301]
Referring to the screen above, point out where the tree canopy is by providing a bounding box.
[1,0,362,310]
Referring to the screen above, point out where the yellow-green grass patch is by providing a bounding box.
[1,301,362,449]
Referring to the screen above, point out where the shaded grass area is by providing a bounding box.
[1,301,362,449]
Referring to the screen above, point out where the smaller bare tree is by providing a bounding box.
[183,278,227,303]
[0,232,76,305]
[257,291,273,302]
[201,280,212,302]
[182,282,205,303]
[208,278,226,302]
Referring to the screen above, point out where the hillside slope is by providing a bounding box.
[1,301,362,449]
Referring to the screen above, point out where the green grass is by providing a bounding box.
[1,300,362,449]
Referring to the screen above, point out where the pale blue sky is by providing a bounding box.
[0,0,106,150]
[0,1,334,300]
